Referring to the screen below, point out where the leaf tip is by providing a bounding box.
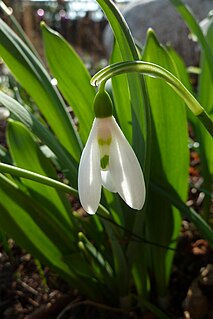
[40,21,46,29]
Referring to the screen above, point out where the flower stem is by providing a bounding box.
[0,163,110,216]
[91,61,213,136]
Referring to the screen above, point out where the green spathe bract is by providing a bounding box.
[93,89,113,118]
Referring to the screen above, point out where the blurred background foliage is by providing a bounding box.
[0,0,131,68]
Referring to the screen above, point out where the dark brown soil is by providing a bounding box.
[1,220,213,319]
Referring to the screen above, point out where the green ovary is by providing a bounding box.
[100,155,109,169]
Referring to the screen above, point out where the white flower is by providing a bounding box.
[78,116,146,214]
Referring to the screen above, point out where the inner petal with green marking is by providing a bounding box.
[100,155,109,169]
[98,137,112,170]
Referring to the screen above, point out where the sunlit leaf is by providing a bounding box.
[41,23,95,144]
[142,30,189,296]
[0,18,82,160]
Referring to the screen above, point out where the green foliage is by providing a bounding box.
[142,30,189,296]
[41,22,95,144]
[0,0,212,317]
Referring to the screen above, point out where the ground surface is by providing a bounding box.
[0,221,213,319]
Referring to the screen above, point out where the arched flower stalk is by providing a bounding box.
[78,89,146,214]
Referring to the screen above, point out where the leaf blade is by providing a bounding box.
[0,18,82,160]
[41,23,95,144]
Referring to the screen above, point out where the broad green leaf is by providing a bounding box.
[6,120,73,226]
[167,45,193,93]
[0,91,78,185]
[197,19,213,173]
[110,41,132,142]
[41,23,95,144]
[0,174,74,281]
[169,0,213,82]
[142,30,188,296]
[0,1,39,57]
[167,45,195,125]
[196,19,213,219]
[0,18,82,160]
[6,121,78,252]
[0,174,101,296]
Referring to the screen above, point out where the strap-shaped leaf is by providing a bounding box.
[169,0,213,82]
[110,41,132,142]
[150,182,213,248]
[0,18,82,160]
[142,30,189,296]
[41,23,95,144]
[0,174,74,280]
[0,174,103,296]
[196,20,213,219]
[6,120,74,229]
[0,91,78,185]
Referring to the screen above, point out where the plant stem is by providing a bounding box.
[91,61,213,137]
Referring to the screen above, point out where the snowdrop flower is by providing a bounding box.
[78,89,146,214]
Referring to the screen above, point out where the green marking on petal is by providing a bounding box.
[100,155,109,169]
[98,137,112,146]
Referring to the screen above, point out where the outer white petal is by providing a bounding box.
[78,119,101,214]
[101,170,117,193]
[109,117,146,210]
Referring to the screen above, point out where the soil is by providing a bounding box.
[0,222,213,319]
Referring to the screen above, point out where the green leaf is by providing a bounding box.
[142,30,189,296]
[167,45,193,93]
[0,91,78,185]
[0,18,82,160]
[110,41,132,142]
[0,145,12,164]
[106,225,129,296]
[6,120,72,224]
[0,174,74,281]
[151,182,213,248]
[141,299,171,319]
[0,1,39,57]
[169,0,213,82]
[196,18,213,220]
[78,232,114,287]
[6,120,78,252]
[197,19,213,175]
[0,162,110,221]
[41,23,95,144]
[167,44,195,125]
[0,173,102,296]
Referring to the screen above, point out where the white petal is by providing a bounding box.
[101,170,117,193]
[109,117,146,210]
[78,120,101,214]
